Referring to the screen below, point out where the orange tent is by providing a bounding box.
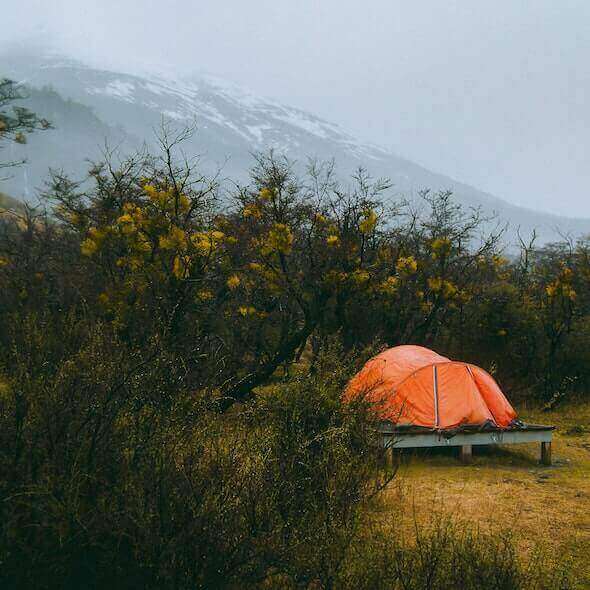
[345,345,517,430]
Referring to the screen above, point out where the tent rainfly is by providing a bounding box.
[345,345,517,430]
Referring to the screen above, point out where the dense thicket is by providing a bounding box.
[2,138,588,406]
[0,133,579,587]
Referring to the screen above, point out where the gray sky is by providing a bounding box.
[4,1,590,215]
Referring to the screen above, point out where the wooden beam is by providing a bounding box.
[385,444,394,468]
[382,428,552,449]
[379,426,554,466]
[541,441,552,466]
[460,444,473,464]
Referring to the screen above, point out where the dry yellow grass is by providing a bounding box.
[383,402,590,586]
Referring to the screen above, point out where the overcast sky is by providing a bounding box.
[4,1,590,215]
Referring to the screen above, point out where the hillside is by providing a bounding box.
[0,191,24,212]
[1,84,137,201]
[2,52,590,245]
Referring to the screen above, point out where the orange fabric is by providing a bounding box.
[469,365,517,427]
[435,363,494,429]
[345,345,448,399]
[385,366,436,426]
[345,345,517,430]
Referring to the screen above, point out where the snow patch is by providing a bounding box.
[199,74,283,111]
[245,123,272,143]
[162,109,186,121]
[274,111,330,139]
[144,82,167,96]
[91,80,135,101]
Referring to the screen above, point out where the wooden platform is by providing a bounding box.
[379,423,554,465]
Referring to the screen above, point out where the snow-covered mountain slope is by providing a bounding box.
[5,54,393,175]
[3,52,590,245]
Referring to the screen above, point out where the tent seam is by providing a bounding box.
[433,365,439,428]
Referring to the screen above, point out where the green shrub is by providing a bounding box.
[0,141,584,588]
[339,518,572,590]
[0,329,392,589]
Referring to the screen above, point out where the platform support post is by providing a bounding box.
[460,444,473,464]
[384,442,394,468]
[541,441,552,466]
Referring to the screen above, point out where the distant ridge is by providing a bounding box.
[2,51,589,246]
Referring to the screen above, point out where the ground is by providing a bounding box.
[384,402,590,587]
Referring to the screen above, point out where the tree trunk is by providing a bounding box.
[217,319,316,411]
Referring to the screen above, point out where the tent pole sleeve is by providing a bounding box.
[433,365,439,428]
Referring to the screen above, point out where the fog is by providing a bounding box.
[4,1,590,215]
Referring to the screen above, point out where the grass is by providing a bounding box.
[383,401,590,587]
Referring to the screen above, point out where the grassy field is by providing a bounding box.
[384,402,590,587]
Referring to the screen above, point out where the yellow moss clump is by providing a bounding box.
[242,204,262,219]
[379,276,399,295]
[172,255,191,279]
[430,237,452,259]
[359,209,378,235]
[492,254,508,268]
[81,227,108,256]
[444,281,458,298]
[191,230,225,255]
[428,277,458,299]
[142,183,191,214]
[196,289,214,301]
[351,269,370,285]
[178,194,191,213]
[259,187,273,201]
[421,301,433,313]
[159,225,187,251]
[81,239,98,256]
[116,213,136,234]
[326,234,340,247]
[263,223,293,255]
[396,255,418,275]
[69,211,82,226]
[227,275,241,290]
[428,277,443,292]
[546,265,577,301]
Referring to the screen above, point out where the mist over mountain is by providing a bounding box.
[3,51,589,246]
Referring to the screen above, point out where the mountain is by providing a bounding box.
[0,190,25,213]
[2,51,589,245]
[1,84,137,201]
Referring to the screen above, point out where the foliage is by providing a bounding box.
[0,133,585,587]
[0,78,51,175]
[339,518,572,590]
[0,314,570,588]
[0,318,389,589]
[3,136,590,402]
